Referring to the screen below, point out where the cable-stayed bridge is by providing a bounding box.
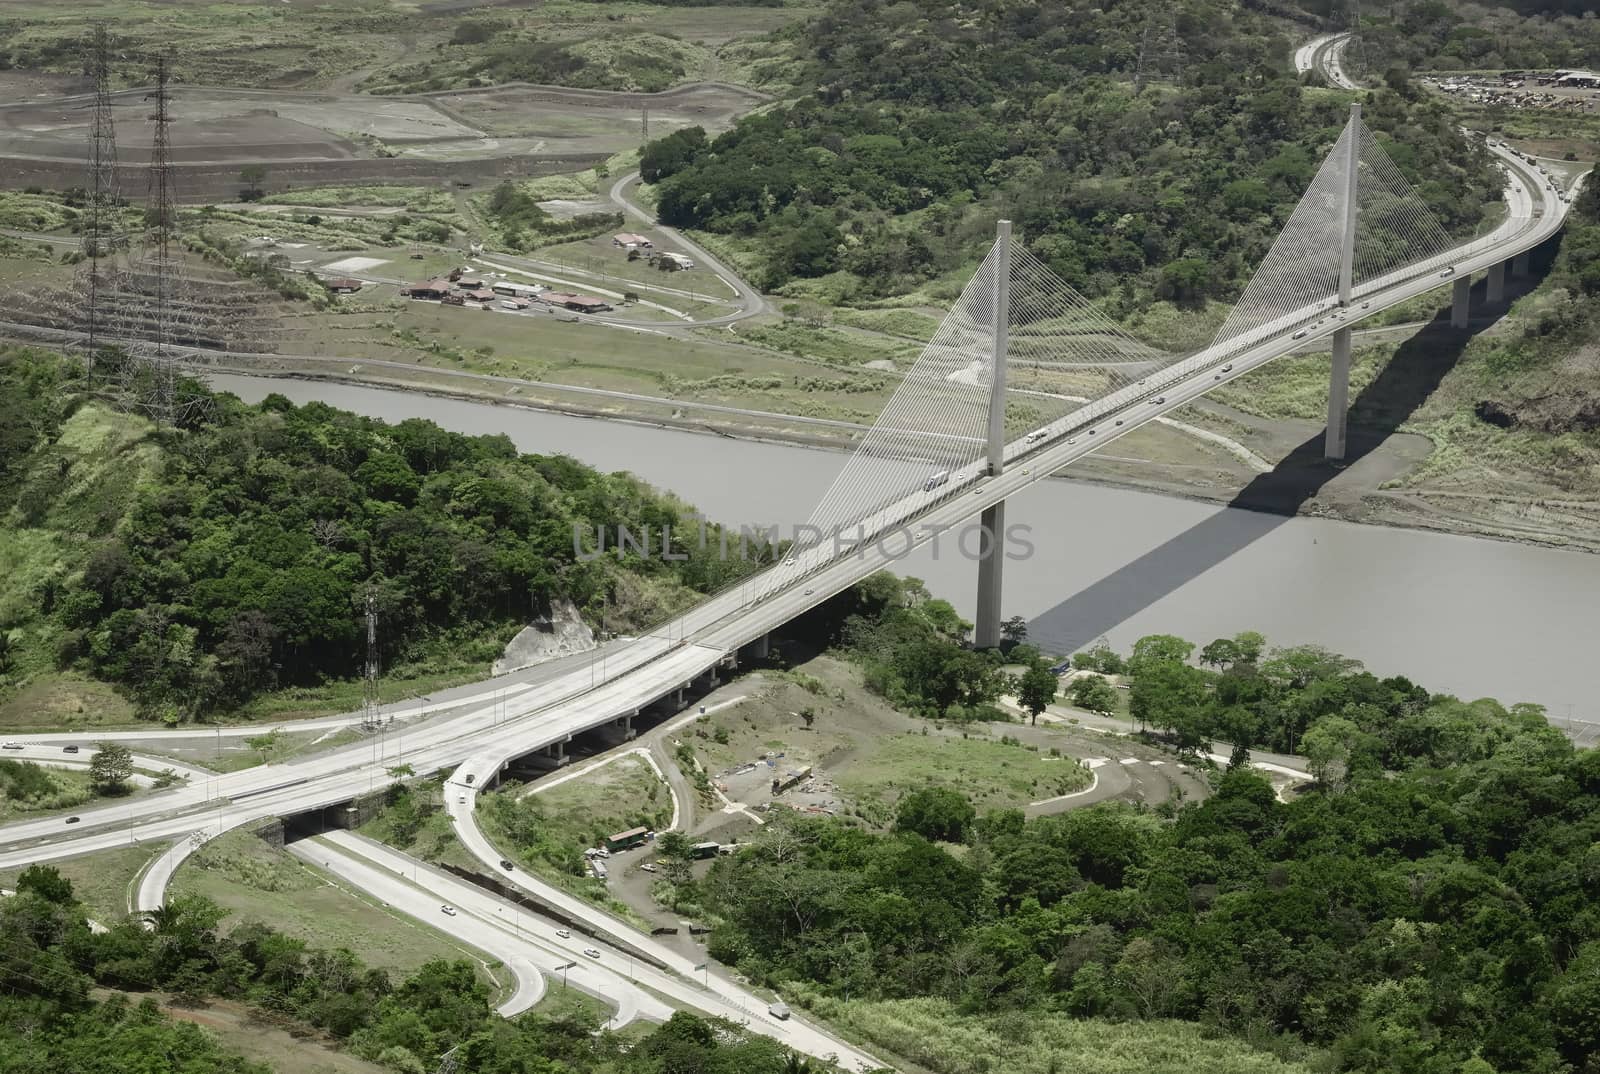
[0,107,1582,1072]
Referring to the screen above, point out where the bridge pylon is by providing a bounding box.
[974,220,1011,649]
[1325,102,1361,462]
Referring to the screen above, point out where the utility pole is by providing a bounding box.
[974,220,1011,649]
[1325,103,1361,461]
[362,590,381,733]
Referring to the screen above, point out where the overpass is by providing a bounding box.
[0,107,1584,1071]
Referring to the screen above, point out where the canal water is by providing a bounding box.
[211,374,1600,721]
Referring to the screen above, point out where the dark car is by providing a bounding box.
[500,859,515,871]
[65,816,80,824]
[63,745,80,754]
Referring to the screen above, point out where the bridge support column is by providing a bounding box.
[747,633,770,660]
[1451,276,1471,329]
[1487,261,1506,304]
[1324,328,1353,461]
[974,502,1006,649]
[973,220,1012,651]
[1512,251,1530,278]
[1325,101,1360,464]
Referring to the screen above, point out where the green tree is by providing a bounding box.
[89,742,133,792]
[895,786,975,843]
[239,164,267,202]
[1016,662,1058,726]
[1068,674,1119,716]
[16,864,74,904]
[1301,714,1362,790]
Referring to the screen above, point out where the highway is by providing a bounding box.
[1295,32,1358,88]
[0,132,1579,1071]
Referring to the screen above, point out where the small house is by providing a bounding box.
[322,277,364,294]
[612,232,652,250]
[400,279,452,300]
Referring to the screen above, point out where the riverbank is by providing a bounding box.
[204,352,1600,556]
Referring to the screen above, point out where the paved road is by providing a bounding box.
[607,170,771,327]
[1295,32,1358,88]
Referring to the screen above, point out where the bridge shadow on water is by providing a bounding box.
[1026,247,1558,655]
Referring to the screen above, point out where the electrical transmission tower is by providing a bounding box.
[120,53,206,427]
[362,590,382,733]
[83,23,124,373]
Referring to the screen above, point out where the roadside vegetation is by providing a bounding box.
[671,587,1597,1074]
[1,866,830,1073]
[0,349,774,723]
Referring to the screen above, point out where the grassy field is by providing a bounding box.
[525,753,674,849]
[0,844,158,923]
[837,732,1092,822]
[816,997,1316,1074]
[171,829,504,991]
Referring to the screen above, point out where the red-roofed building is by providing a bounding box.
[612,232,652,249]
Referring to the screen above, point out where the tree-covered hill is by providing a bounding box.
[0,349,768,721]
[640,0,1499,312]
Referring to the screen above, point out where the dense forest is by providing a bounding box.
[0,873,837,1074]
[0,349,768,720]
[683,612,1599,1074]
[639,0,1499,306]
[1357,0,1600,75]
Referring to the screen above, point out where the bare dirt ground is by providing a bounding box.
[0,80,762,197]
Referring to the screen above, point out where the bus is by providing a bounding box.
[604,827,651,853]
[923,470,951,492]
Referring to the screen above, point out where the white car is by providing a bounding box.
[440,905,457,917]
[584,947,602,960]
[1,742,22,750]
[640,863,657,873]
[556,928,571,939]
[803,587,814,596]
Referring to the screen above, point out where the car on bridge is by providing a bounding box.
[584,947,602,960]
[440,905,457,916]
[1,742,20,750]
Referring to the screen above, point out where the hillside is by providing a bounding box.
[0,347,769,724]
[638,0,1499,317]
